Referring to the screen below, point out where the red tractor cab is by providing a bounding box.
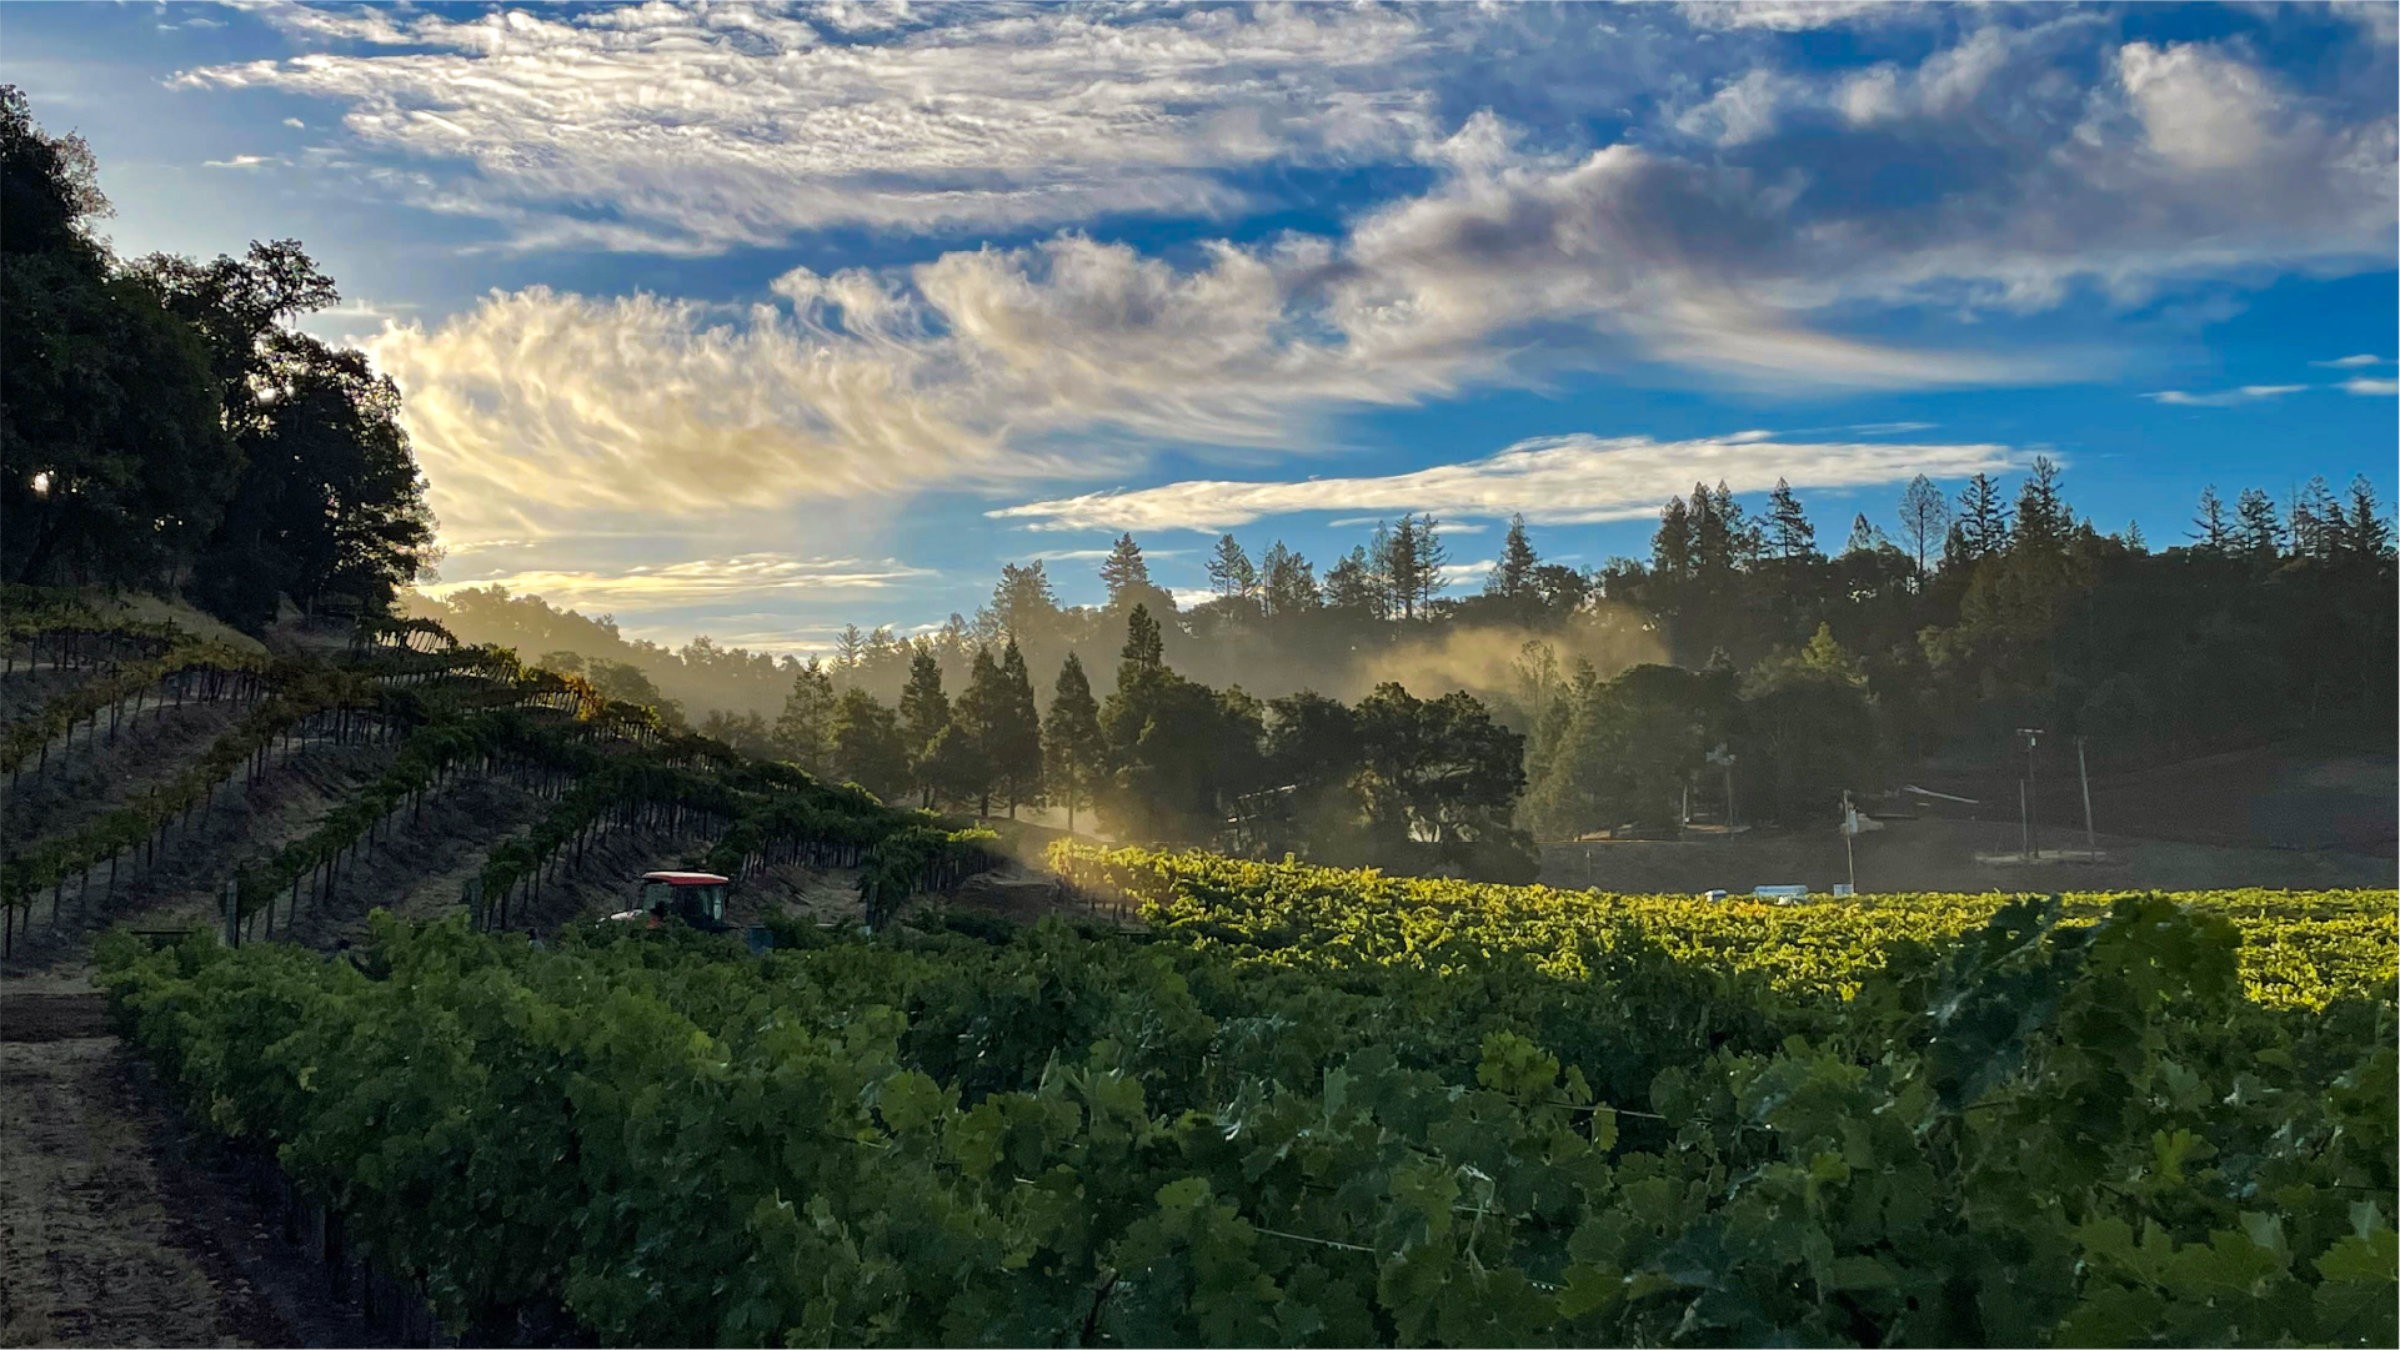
[606,871,732,932]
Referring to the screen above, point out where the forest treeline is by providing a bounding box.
[422,454,2395,874]
[0,90,434,623]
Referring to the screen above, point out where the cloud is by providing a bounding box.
[2343,377,2400,396]
[987,432,2026,533]
[345,15,2391,549]
[418,552,933,609]
[202,154,273,169]
[182,2,1436,249]
[1849,421,1938,435]
[2316,353,2387,367]
[2144,384,2309,407]
[1675,2,1902,33]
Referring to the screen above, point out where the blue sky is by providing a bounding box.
[6,1,2394,653]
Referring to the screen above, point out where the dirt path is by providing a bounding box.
[0,997,369,1348]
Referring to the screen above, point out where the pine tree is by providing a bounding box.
[830,688,909,801]
[1488,514,1539,599]
[773,657,837,775]
[1323,546,1381,614]
[1206,534,1257,599]
[1119,603,1164,686]
[1714,482,1758,568]
[2234,488,2284,559]
[2191,486,2231,552]
[1898,474,1949,580]
[833,623,867,672]
[1954,473,2011,560]
[1692,482,1740,576]
[990,561,1060,641]
[2120,520,2148,554]
[2343,475,2394,558]
[1098,533,1151,606]
[993,638,1045,817]
[953,646,1006,816]
[1409,514,1449,616]
[1766,479,1817,560]
[1843,513,1887,556]
[1259,542,1319,617]
[1380,516,1424,619]
[2013,456,2070,555]
[1043,652,1105,833]
[898,645,950,808]
[1367,521,1396,618]
[2292,477,2341,558]
[1652,495,1695,578]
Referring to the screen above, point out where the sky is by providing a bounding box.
[5,0,2395,654]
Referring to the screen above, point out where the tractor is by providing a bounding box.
[605,870,734,932]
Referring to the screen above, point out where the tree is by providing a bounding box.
[698,710,776,758]
[1843,513,1888,556]
[1206,534,1257,599]
[1043,652,1105,833]
[990,561,1060,642]
[2191,486,2232,552]
[899,645,951,808]
[833,623,868,672]
[830,688,909,802]
[1118,603,1165,683]
[2341,475,2394,558]
[953,646,1007,816]
[138,243,432,621]
[1652,495,1696,579]
[2291,477,2341,559]
[774,658,837,776]
[2012,456,2071,556]
[992,639,1045,817]
[1898,475,1950,579]
[1259,542,1319,618]
[2234,489,2284,559]
[1954,473,2011,561]
[1098,533,1152,606]
[1766,479,1817,560]
[1322,546,1382,615]
[1354,682,1536,880]
[1487,514,1541,600]
[919,723,991,814]
[2,89,234,589]
[1,84,107,259]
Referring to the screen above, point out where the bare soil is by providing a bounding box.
[0,1026,367,1348]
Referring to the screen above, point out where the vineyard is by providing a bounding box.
[8,589,2396,1347]
[1046,845,2398,1012]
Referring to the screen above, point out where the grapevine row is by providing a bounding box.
[1047,843,2400,1010]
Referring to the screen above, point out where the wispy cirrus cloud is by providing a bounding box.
[2343,377,2400,396]
[987,433,2027,534]
[184,1,1436,250]
[2314,353,2387,368]
[419,553,933,609]
[2144,384,2309,407]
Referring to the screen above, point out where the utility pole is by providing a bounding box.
[2016,728,2043,860]
[2077,735,2096,854]
[1841,790,1858,893]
